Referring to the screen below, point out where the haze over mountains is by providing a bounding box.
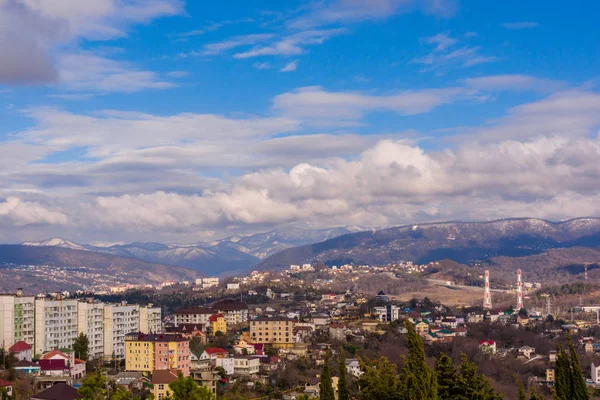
[19,227,365,276]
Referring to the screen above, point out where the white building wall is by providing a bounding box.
[139,305,162,334]
[103,304,139,359]
[34,298,79,355]
[77,301,105,359]
[0,293,35,348]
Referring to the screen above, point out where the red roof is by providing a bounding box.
[9,340,32,352]
[0,379,11,387]
[151,369,179,384]
[205,348,228,355]
[40,349,70,360]
[209,314,224,322]
[479,340,495,345]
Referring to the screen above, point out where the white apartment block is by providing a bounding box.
[173,307,213,327]
[195,277,220,289]
[0,290,35,348]
[35,296,79,355]
[77,300,105,360]
[139,305,162,334]
[103,303,140,359]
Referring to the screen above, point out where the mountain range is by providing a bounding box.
[258,217,600,272]
[20,226,365,276]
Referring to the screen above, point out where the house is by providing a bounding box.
[114,371,147,392]
[233,356,260,376]
[414,321,429,336]
[375,291,389,303]
[201,348,229,364]
[518,346,536,359]
[546,368,555,384]
[0,380,12,398]
[9,340,33,361]
[14,360,41,375]
[549,350,557,363]
[479,340,497,355]
[304,377,321,397]
[151,369,179,400]
[592,363,600,384]
[215,356,234,376]
[233,340,256,355]
[329,324,349,341]
[32,382,81,400]
[209,314,227,335]
[165,324,207,342]
[346,358,363,378]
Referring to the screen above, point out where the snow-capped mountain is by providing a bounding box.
[20,226,365,275]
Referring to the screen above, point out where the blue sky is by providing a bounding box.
[1,0,600,244]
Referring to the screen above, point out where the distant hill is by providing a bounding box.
[257,218,600,271]
[20,226,364,276]
[0,245,199,292]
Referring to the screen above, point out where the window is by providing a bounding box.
[158,384,164,390]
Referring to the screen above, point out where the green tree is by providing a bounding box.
[0,387,9,400]
[554,345,573,400]
[528,386,544,400]
[78,371,108,400]
[515,374,526,400]
[568,340,589,400]
[399,319,437,399]
[338,348,351,400]
[357,356,401,400]
[435,353,458,399]
[168,374,215,400]
[74,332,90,361]
[456,354,502,400]
[111,388,140,400]
[319,350,335,400]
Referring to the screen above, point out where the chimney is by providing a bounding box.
[16,288,23,297]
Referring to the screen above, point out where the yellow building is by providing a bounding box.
[209,314,227,335]
[151,369,178,400]
[125,332,191,377]
[414,321,429,336]
[250,317,294,348]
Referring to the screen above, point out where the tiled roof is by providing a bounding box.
[32,383,81,400]
[209,314,224,322]
[150,369,179,385]
[40,350,69,360]
[0,379,11,387]
[204,348,228,355]
[9,340,32,352]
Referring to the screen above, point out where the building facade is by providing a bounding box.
[103,304,140,359]
[34,296,78,355]
[139,305,162,334]
[77,300,105,360]
[0,290,35,348]
[212,300,249,325]
[125,332,191,377]
[250,317,294,348]
[173,307,213,327]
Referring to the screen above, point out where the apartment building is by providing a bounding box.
[139,305,162,334]
[250,317,294,348]
[77,300,105,360]
[0,289,35,348]
[173,307,213,327]
[233,356,260,376]
[212,300,249,325]
[209,314,226,335]
[195,277,219,289]
[125,332,191,377]
[104,303,140,359]
[35,296,78,355]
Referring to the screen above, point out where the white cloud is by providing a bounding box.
[463,74,563,92]
[253,62,271,70]
[289,0,458,29]
[233,28,347,59]
[0,0,182,85]
[0,197,67,226]
[203,34,275,55]
[58,54,175,93]
[272,85,469,122]
[281,60,299,72]
[412,32,497,72]
[502,22,539,30]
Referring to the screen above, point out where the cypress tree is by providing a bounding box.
[457,353,503,400]
[515,374,526,400]
[568,340,589,400]
[320,349,335,400]
[554,345,573,400]
[435,353,458,399]
[400,319,438,399]
[528,386,544,400]
[357,356,401,400]
[338,348,351,400]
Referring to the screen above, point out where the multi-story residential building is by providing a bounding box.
[77,299,105,360]
[34,295,78,355]
[209,314,226,336]
[374,305,401,322]
[173,307,213,327]
[233,356,260,376]
[250,317,294,348]
[195,277,219,289]
[104,303,140,359]
[212,300,249,325]
[139,305,162,334]
[125,332,191,377]
[0,289,35,348]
